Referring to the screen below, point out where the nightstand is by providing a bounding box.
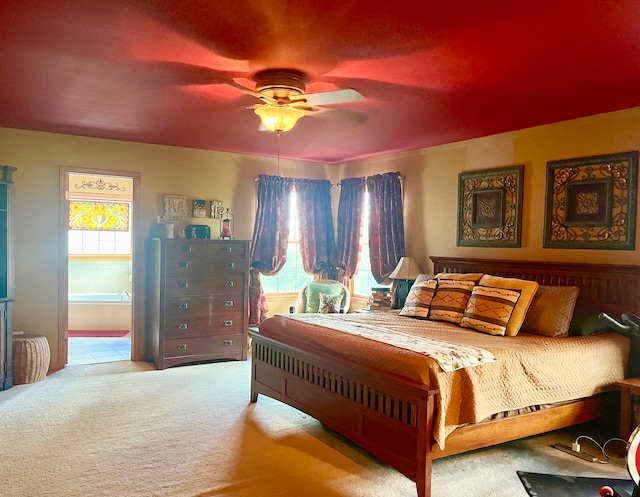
[616,378,640,440]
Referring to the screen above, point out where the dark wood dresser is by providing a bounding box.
[146,238,250,369]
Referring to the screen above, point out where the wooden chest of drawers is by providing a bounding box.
[146,238,250,369]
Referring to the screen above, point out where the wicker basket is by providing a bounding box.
[12,334,50,384]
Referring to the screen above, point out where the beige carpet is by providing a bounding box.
[0,358,630,497]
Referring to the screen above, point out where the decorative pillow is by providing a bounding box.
[428,279,475,324]
[460,286,521,336]
[399,279,438,318]
[478,275,539,336]
[569,303,610,336]
[520,286,580,337]
[318,292,343,314]
[305,281,344,313]
[414,273,436,285]
[435,272,484,284]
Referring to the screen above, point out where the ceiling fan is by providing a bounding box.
[228,69,365,133]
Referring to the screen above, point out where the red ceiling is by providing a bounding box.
[1,0,640,164]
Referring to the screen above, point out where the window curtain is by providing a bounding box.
[367,172,406,284]
[295,178,338,280]
[249,174,294,326]
[335,176,366,283]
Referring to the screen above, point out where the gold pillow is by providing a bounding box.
[399,279,437,319]
[435,272,484,284]
[460,286,521,336]
[520,285,580,337]
[428,279,475,324]
[478,275,539,336]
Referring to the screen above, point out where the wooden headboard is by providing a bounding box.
[430,256,640,318]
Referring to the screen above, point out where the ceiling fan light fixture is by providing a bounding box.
[254,105,304,133]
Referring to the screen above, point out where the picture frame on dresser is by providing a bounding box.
[543,151,638,250]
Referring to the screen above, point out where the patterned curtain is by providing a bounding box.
[335,176,366,283]
[249,174,294,326]
[295,178,338,279]
[367,172,406,284]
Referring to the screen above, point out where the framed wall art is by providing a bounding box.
[457,165,523,247]
[192,199,206,218]
[163,194,188,219]
[543,151,638,250]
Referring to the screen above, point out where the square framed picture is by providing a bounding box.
[544,151,638,249]
[192,199,206,218]
[163,194,187,219]
[457,165,523,247]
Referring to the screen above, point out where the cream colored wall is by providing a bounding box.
[1,106,639,370]
[0,127,328,370]
[343,107,640,274]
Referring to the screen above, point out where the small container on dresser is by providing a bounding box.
[146,238,250,369]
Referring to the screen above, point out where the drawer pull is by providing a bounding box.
[178,262,189,268]
[178,282,189,288]
[223,247,232,253]
[178,303,189,309]
[223,339,233,346]
[224,300,234,307]
[224,281,234,287]
[181,246,192,253]
[225,262,235,269]
[177,343,187,350]
[178,323,188,330]
[223,320,233,326]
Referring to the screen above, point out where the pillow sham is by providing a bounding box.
[520,285,579,337]
[568,303,610,336]
[478,275,539,336]
[318,292,343,314]
[435,272,484,284]
[305,281,344,313]
[428,279,475,324]
[460,286,521,336]
[399,279,437,318]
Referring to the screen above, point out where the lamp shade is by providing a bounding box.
[254,105,305,133]
[388,257,421,280]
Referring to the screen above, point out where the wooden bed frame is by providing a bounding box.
[249,257,640,497]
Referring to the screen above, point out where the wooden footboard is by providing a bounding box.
[250,330,609,497]
[250,331,437,497]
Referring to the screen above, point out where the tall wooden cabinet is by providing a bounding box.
[0,165,16,391]
[146,238,250,369]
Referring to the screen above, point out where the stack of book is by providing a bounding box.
[368,286,391,310]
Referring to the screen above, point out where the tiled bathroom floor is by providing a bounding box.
[68,335,131,365]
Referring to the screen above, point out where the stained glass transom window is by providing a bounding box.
[69,201,130,231]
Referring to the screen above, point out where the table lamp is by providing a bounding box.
[388,257,421,308]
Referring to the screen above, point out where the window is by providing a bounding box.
[260,191,311,293]
[352,191,389,296]
[68,200,132,255]
[261,190,388,297]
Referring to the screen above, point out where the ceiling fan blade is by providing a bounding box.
[226,80,276,104]
[303,88,364,106]
[315,106,368,125]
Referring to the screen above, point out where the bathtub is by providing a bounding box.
[68,292,132,331]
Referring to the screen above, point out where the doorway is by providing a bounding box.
[58,168,142,367]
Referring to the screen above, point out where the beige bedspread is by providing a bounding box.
[257,311,629,448]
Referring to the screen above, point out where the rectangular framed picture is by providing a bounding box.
[192,199,206,218]
[544,151,638,249]
[457,165,523,247]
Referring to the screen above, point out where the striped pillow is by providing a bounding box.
[399,279,437,318]
[428,279,475,324]
[460,286,521,336]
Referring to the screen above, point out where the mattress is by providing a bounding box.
[257,311,629,448]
